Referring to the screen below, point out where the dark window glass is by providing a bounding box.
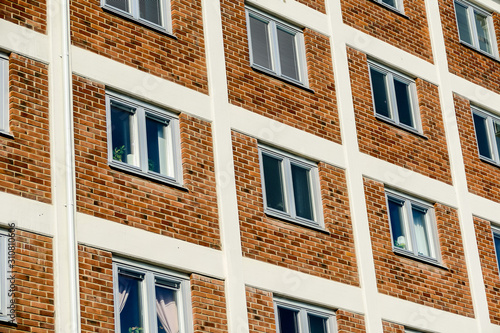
[394,79,414,128]
[262,154,286,212]
[473,112,493,159]
[118,274,144,333]
[370,68,390,118]
[139,0,162,25]
[111,104,134,164]
[250,16,272,70]
[388,199,408,250]
[277,306,299,333]
[308,313,327,333]
[494,233,500,273]
[277,28,299,81]
[381,0,396,7]
[291,164,313,221]
[146,117,170,176]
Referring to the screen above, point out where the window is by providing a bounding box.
[493,227,500,274]
[102,0,171,32]
[259,146,323,228]
[113,259,193,333]
[368,61,421,132]
[0,54,8,134]
[386,190,440,262]
[246,7,308,86]
[0,230,9,321]
[106,92,182,185]
[373,0,404,12]
[454,0,497,56]
[472,107,500,165]
[275,298,336,333]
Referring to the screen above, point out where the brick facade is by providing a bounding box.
[473,216,500,326]
[336,310,366,333]
[191,274,228,333]
[364,178,474,317]
[233,131,359,285]
[0,53,51,204]
[439,0,500,94]
[341,0,433,62]
[0,0,46,34]
[347,47,452,185]
[221,0,342,144]
[382,321,405,333]
[245,286,276,333]
[70,0,208,94]
[0,229,55,332]
[454,94,500,204]
[73,75,220,249]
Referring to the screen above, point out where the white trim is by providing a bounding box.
[274,297,337,333]
[0,229,10,322]
[373,0,405,13]
[0,54,8,134]
[471,105,500,165]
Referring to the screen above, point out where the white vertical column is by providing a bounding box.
[325,1,383,332]
[201,1,250,332]
[47,0,81,331]
[424,0,492,331]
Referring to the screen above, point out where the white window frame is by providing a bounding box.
[385,190,441,263]
[471,106,500,165]
[492,226,500,275]
[258,145,324,229]
[101,0,172,33]
[274,297,337,333]
[245,6,309,86]
[106,91,183,185]
[368,60,422,133]
[373,0,404,12]
[112,258,193,333]
[0,230,9,322]
[0,53,8,134]
[454,0,498,57]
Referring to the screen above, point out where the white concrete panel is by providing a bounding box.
[71,46,213,122]
[76,213,226,279]
[469,193,500,224]
[0,20,50,63]
[450,74,500,116]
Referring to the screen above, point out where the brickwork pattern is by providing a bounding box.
[382,321,405,333]
[0,229,55,332]
[79,245,114,333]
[233,131,359,285]
[73,75,220,249]
[70,0,208,94]
[245,286,276,333]
[341,0,433,62]
[454,94,500,203]
[221,0,342,144]
[0,53,51,203]
[364,178,474,317]
[347,47,452,185]
[336,310,366,333]
[191,274,229,333]
[439,0,500,93]
[0,0,46,33]
[473,216,500,325]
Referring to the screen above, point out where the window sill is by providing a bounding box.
[0,129,14,139]
[0,318,16,327]
[478,155,500,168]
[102,6,177,40]
[250,65,315,93]
[393,248,448,270]
[459,41,499,63]
[109,162,187,192]
[368,0,408,19]
[375,114,428,139]
[264,210,330,235]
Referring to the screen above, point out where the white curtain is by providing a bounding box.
[156,288,179,333]
[413,210,430,257]
[118,276,132,313]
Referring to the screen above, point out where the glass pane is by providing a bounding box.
[394,79,414,128]
[111,104,136,165]
[494,234,500,273]
[455,3,472,45]
[370,68,391,118]
[277,306,299,333]
[291,164,314,221]
[388,199,409,250]
[308,314,327,333]
[474,11,492,54]
[412,207,431,257]
[494,121,500,160]
[262,154,286,212]
[473,113,492,159]
[118,274,144,333]
[106,0,129,12]
[146,117,174,177]
[249,16,272,70]
[277,28,300,81]
[155,284,179,333]
[381,0,396,8]
[139,0,162,26]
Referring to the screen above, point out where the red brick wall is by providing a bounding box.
[473,216,500,325]
[70,0,207,94]
[364,178,474,317]
[454,94,500,203]
[0,53,51,203]
[0,229,55,332]
[246,287,275,333]
[73,75,220,249]
[233,131,359,286]
[79,245,114,333]
[221,0,342,144]
[347,47,452,185]
[191,274,228,333]
[382,321,405,333]
[439,0,500,93]
[341,0,433,62]
[336,310,366,333]
[0,0,46,33]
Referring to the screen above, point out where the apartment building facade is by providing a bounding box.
[0,0,500,332]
